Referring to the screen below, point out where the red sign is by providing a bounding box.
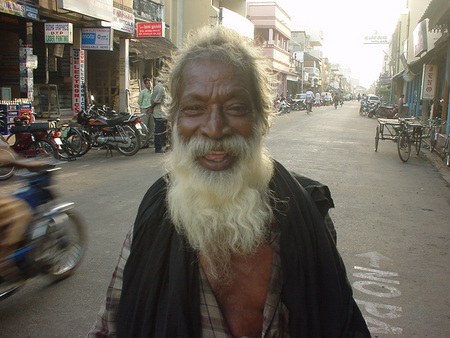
[136,22,164,37]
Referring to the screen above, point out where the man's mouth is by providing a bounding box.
[198,151,235,171]
[204,151,227,162]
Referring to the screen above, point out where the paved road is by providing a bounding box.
[1,101,449,337]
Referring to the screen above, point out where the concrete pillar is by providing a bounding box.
[119,38,129,113]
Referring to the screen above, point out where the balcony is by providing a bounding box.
[304,67,320,78]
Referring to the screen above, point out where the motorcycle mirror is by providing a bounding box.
[90,95,95,102]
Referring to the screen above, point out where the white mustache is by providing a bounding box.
[182,135,256,160]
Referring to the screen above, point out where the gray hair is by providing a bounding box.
[163,25,276,134]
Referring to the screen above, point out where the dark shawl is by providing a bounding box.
[117,161,370,337]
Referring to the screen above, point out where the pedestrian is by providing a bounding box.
[88,25,370,337]
[137,78,154,146]
[150,78,168,153]
[397,94,405,116]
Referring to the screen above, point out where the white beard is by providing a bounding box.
[165,124,274,282]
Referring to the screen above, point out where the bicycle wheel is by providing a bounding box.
[28,140,58,159]
[397,131,411,162]
[414,128,422,155]
[429,128,437,153]
[0,148,15,180]
[374,126,380,152]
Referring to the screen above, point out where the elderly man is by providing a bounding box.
[89,26,370,337]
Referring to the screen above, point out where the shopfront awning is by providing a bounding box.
[129,37,177,60]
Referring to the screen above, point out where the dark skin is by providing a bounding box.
[178,59,273,336]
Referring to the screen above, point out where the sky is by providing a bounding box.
[256,0,408,88]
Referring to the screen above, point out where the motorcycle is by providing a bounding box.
[367,102,379,118]
[1,114,58,159]
[77,102,141,156]
[0,159,86,300]
[372,103,398,119]
[94,105,150,149]
[278,100,291,114]
[359,101,368,116]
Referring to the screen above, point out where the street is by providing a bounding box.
[0,101,449,337]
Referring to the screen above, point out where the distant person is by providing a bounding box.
[149,78,168,153]
[305,89,314,112]
[137,78,155,145]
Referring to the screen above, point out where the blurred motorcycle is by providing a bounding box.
[0,158,86,300]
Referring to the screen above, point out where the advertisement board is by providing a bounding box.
[72,49,85,114]
[421,64,437,100]
[136,22,165,38]
[45,23,73,44]
[58,0,113,22]
[101,8,134,34]
[81,28,113,51]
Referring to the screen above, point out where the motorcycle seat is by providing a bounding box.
[105,116,129,126]
[10,123,49,134]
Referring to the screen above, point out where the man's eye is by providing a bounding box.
[180,105,205,116]
[225,105,250,116]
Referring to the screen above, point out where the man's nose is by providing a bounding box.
[200,107,231,139]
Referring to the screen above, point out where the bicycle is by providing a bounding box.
[396,117,424,162]
[375,117,424,162]
[47,119,87,160]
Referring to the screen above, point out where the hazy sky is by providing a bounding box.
[256,0,408,88]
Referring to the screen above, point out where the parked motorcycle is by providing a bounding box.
[77,102,141,156]
[372,103,398,119]
[1,114,58,159]
[278,100,291,114]
[367,102,379,118]
[359,101,368,116]
[94,105,150,149]
[0,159,86,300]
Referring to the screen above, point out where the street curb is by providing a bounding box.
[421,150,450,186]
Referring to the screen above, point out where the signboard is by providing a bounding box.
[45,23,73,44]
[0,0,39,20]
[101,8,134,34]
[293,51,304,62]
[58,0,113,22]
[364,35,389,44]
[26,55,38,69]
[136,22,165,38]
[72,49,85,114]
[421,64,437,100]
[413,20,428,57]
[81,28,113,51]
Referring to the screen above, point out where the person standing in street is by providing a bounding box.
[150,78,167,153]
[137,78,155,146]
[305,89,314,112]
[88,25,370,337]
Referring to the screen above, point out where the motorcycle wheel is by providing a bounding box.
[57,128,83,161]
[397,131,411,162]
[42,210,87,279]
[28,140,58,159]
[137,122,151,147]
[0,148,16,181]
[116,125,141,156]
[76,130,92,157]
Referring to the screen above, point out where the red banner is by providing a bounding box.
[136,22,164,37]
